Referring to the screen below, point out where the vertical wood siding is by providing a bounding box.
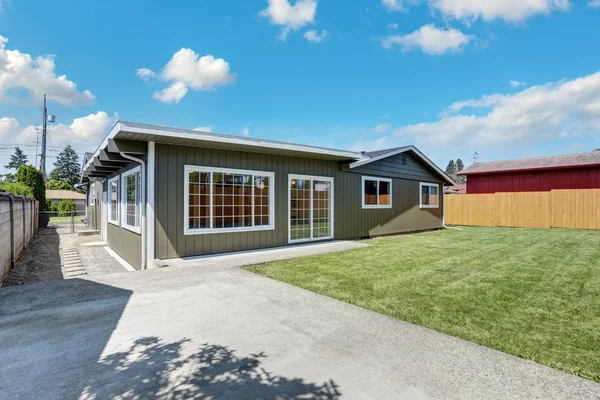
[154,144,444,259]
[103,161,145,269]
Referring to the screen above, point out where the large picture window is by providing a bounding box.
[121,166,142,233]
[108,176,119,225]
[184,166,275,235]
[362,176,392,209]
[420,182,439,208]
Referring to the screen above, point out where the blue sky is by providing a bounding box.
[1,0,600,175]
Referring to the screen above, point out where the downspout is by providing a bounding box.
[119,152,146,270]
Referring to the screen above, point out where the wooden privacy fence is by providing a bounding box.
[445,189,600,230]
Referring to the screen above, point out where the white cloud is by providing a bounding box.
[0,111,117,172]
[382,0,407,11]
[588,0,600,8]
[429,0,570,23]
[372,123,391,133]
[153,81,188,103]
[260,0,317,40]
[382,24,473,55]
[510,80,526,88]
[304,30,328,43]
[380,71,600,164]
[242,124,250,137]
[193,126,212,132]
[138,48,237,103]
[388,23,399,29]
[0,35,95,106]
[136,68,157,81]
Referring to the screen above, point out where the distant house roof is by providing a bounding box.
[46,190,86,200]
[444,184,466,194]
[459,151,600,175]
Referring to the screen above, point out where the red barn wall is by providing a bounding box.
[466,167,600,194]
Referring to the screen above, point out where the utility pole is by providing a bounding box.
[40,94,48,180]
[473,151,479,164]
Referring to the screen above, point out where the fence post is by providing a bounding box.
[21,197,26,252]
[8,195,15,270]
[71,211,75,234]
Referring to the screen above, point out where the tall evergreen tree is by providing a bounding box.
[5,146,28,171]
[456,158,465,172]
[49,145,81,187]
[445,160,456,176]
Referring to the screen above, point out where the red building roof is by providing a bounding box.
[459,151,600,175]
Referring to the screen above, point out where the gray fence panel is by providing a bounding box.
[0,194,37,286]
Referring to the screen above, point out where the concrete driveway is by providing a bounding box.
[1,258,599,399]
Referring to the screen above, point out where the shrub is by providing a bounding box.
[0,182,34,197]
[58,199,77,217]
[17,165,48,227]
[46,179,73,191]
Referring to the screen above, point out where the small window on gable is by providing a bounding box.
[362,176,392,209]
[420,182,439,208]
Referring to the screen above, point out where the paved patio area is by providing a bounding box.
[1,250,598,400]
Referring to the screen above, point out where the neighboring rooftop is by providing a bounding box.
[459,151,600,175]
[46,190,85,200]
[363,146,411,158]
[444,184,466,194]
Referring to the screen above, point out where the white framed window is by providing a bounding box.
[121,166,142,234]
[362,176,392,209]
[184,165,275,235]
[420,182,439,208]
[108,176,119,225]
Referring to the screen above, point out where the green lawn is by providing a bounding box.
[48,216,74,224]
[246,227,600,382]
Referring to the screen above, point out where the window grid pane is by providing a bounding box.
[188,169,272,231]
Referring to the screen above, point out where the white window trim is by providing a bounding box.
[108,176,120,226]
[420,182,440,209]
[121,166,142,234]
[184,165,275,235]
[361,176,392,209]
[288,174,335,244]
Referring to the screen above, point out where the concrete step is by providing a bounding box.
[78,230,99,236]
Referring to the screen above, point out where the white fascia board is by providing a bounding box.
[82,121,123,174]
[348,145,456,185]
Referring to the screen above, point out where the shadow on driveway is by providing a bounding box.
[81,336,341,399]
[0,278,131,399]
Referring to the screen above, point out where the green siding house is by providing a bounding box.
[82,121,455,270]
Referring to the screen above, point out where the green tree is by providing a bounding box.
[17,165,49,226]
[57,199,77,217]
[46,179,74,191]
[0,173,16,183]
[455,158,466,184]
[4,146,29,171]
[445,160,456,175]
[49,145,81,187]
[0,182,33,197]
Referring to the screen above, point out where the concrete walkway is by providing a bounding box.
[1,247,599,399]
[158,240,370,269]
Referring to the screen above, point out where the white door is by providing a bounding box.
[101,191,108,241]
[288,175,334,243]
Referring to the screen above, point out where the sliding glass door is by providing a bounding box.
[289,175,333,243]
